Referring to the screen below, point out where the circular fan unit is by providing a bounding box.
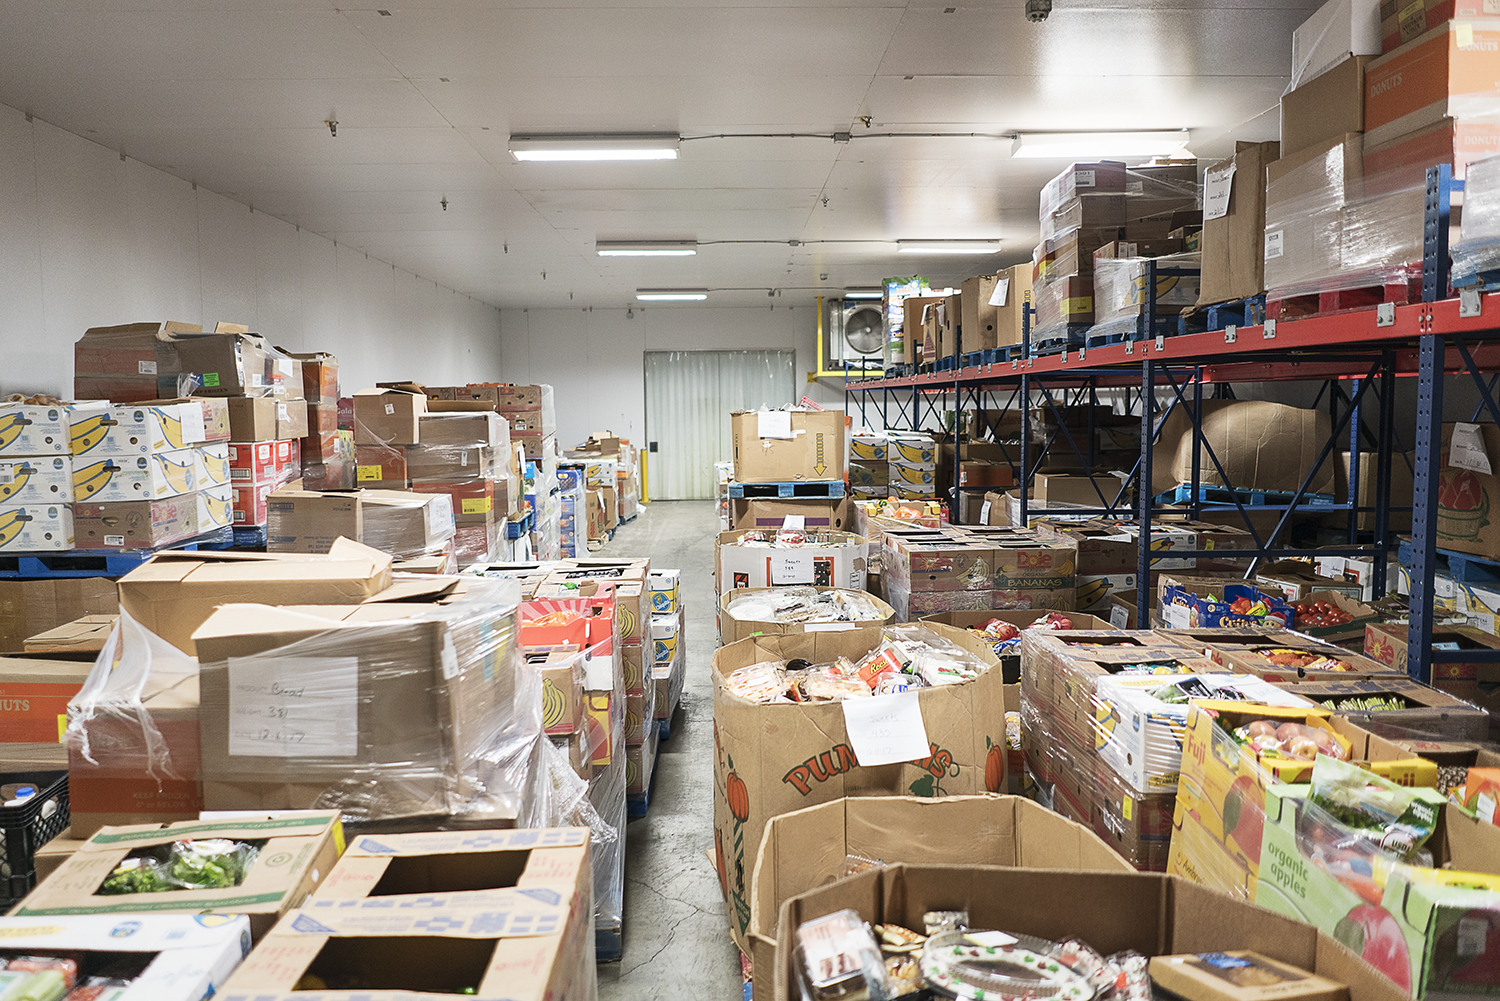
[842,304,884,356]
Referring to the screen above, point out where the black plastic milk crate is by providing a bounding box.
[0,770,69,904]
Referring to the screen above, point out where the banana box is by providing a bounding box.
[75,496,199,549]
[648,568,681,614]
[198,482,234,531]
[651,609,682,664]
[73,448,198,503]
[887,435,937,468]
[625,682,658,744]
[195,442,232,488]
[890,482,936,499]
[1075,573,1136,613]
[0,404,70,456]
[0,456,73,506]
[69,402,213,458]
[587,690,614,766]
[0,504,74,551]
[540,651,585,736]
[850,436,888,461]
[889,463,936,487]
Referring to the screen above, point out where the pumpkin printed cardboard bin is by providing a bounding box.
[1437,423,1500,562]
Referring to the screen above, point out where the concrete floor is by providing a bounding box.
[598,500,743,1001]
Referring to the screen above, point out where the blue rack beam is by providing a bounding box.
[0,526,236,578]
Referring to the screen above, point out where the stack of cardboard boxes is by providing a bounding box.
[284,350,352,492]
[880,525,1077,621]
[558,465,587,557]
[728,408,848,533]
[885,432,937,502]
[1031,162,1199,345]
[648,569,685,740]
[68,397,234,549]
[848,435,887,499]
[0,400,76,553]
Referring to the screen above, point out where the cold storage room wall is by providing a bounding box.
[498,305,845,454]
[0,103,502,399]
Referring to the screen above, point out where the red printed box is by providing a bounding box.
[228,441,278,484]
[232,480,276,526]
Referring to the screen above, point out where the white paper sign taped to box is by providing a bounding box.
[842,690,930,766]
[227,654,360,758]
[770,550,814,585]
[1451,422,1493,474]
[988,278,1010,308]
[757,410,793,439]
[1203,162,1236,222]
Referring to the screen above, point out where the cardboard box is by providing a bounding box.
[354,442,407,486]
[116,538,394,654]
[198,481,234,532]
[191,591,517,822]
[70,401,223,459]
[1364,18,1500,145]
[1363,115,1500,189]
[731,496,854,532]
[716,529,867,596]
[539,652,585,736]
[314,826,589,901]
[353,388,426,446]
[276,398,308,440]
[775,864,1410,1001]
[0,654,93,769]
[0,913,251,1001]
[1292,0,1383,88]
[0,403,70,457]
[1264,133,1365,294]
[226,398,279,442]
[1152,400,1338,498]
[1363,619,1500,699]
[1199,143,1282,306]
[627,715,660,793]
[0,504,74,552]
[738,796,1131,999]
[960,275,1000,351]
[1432,421,1500,562]
[73,321,198,404]
[1283,55,1374,157]
[17,812,342,938]
[74,495,199,550]
[1150,950,1350,1001]
[730,409,845,484]
[266,489,362,554]
[219,883,594,1001]
[231,480,275,528]
[1255,560,1367,603]
[713,625,1006,951]
[22,613,116,653]
[287,351,339,403]
[173,331,274,397]
[0,455,72,506]
[73,449,197,502]
[0,578,117,656]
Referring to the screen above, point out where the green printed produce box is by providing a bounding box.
[1256,774,1500,996]
[14,811,343,939]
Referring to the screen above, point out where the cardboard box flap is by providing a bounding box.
[364,575,464,603]
[82,810,341,849]
[191,604,353,652]
[278,895,572,937]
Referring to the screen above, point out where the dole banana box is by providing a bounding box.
[0,456,73,506]
[73,448,197,502]
[887,435,936,468]
[651,609,682,664]
[890,463,937,487]
[0,505,73,552]
[0,404,69,456]
[850,436,887,461]
[69,402,218,458]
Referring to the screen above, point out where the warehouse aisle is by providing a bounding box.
[598,500,743,1001]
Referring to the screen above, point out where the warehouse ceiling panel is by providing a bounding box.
[0,0,1323,309]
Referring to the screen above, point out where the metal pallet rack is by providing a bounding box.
[846,166,1500,686]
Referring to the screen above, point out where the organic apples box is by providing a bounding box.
[1258,789,1500,997]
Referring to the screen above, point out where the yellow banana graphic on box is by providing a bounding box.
[0,463,31,502]
[0,509,31,548]
[0,416,25,452]
[73,460,120,499]
[1075,578,1111,608]
[70,415,115,455]
[893,464,934,486]
[160,454,195,494]
[158,411,187,450]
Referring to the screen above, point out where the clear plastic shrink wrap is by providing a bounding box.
[1454,153,1500,282]
[69,577,600,835]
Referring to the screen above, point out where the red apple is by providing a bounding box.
[1335,905,1411,991]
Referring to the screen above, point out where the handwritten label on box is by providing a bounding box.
[769,551,814,585]
[228,654,359,758]
[842,691,930,766]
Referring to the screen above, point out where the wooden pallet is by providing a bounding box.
[1266,274,1420,321]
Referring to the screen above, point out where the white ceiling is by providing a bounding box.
[0,0,1318,309]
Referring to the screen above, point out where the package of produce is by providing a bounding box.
[1449,767,1500,824]
[99,838,259,894]
[721,624,990,704]
[966,611,1075,658]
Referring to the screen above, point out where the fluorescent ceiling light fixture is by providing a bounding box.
[842,289,884,299]
[636,289,708,301]
[597,240,697,256]
[1011,130,1192,159]
[510,134,680,161]
[896,240,1001,255]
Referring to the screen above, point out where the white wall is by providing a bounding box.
[498,305,846,452]
[0,103,501,400]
